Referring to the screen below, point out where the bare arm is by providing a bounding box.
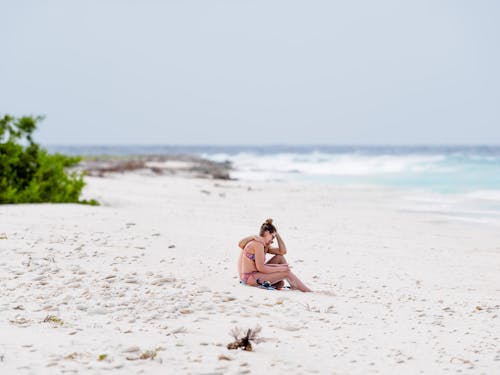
[238,235,265,249]
[266,232,287,255]
[253,243,288,273]
[238,235,255,249]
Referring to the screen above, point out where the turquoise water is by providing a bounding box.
[48,144,500,226]
[49,144,500,193]
[201,147,500,194]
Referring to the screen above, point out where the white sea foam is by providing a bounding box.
[464,190,500,202]
[205,150,500,226]
[400,189,500,227]
[203,152,448,177]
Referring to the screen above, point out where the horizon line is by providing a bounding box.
[43,143,500,148]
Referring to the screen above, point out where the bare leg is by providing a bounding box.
[265,255,287,288]
[249,269,312,292]
[248,271,290,287]
[272,280,285,289]
[286,271,312,292]
[266,254,287,265]
[264,255,311,292]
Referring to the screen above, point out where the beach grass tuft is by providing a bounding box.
[43,315,64,325]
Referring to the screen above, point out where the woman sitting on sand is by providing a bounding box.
[238,219,312,292]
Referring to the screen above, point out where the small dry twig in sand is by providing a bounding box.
[9,317,31,327]
[64,352,78,360]
[126,347,165,361]
[299,302,335,313]
[167,326,187,336]
[227,325,265,351]
[450,357,471,364]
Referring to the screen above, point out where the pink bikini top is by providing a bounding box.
[243,238,266,261]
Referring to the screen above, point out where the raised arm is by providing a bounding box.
[267,232,287,255]
[253,243,288,273]
[238,235,265,249]
[238,235,254,249]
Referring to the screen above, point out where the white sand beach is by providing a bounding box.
[1,173,499,374]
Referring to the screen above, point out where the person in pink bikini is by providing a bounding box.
[237,218,312,292]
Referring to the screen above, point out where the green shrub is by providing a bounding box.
[0,114,98,205]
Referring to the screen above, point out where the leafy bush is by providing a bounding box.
[0,114,98,205]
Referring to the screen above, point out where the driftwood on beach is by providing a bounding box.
[76,154,233,180]
[227,325,266,351]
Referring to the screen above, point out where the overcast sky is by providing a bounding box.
[1,1,499,145]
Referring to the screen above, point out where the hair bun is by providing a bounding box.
[259,218,277,236]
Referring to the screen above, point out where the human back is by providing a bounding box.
[240,239,264,274]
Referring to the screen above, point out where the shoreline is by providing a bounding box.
[76,156,500,228]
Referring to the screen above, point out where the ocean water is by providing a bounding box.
[49,144,500,192]
[48,145,500,226]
